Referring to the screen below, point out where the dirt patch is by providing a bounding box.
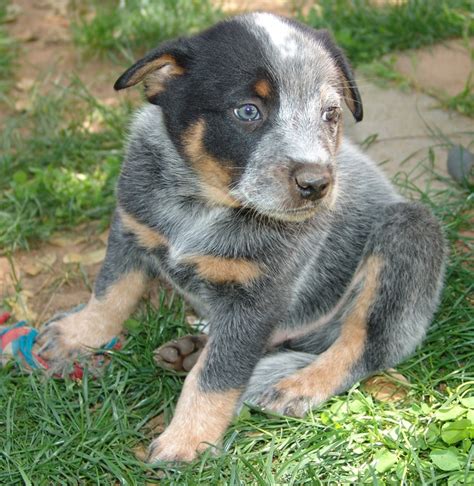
[1,223,106,325]
[4,0,135,119]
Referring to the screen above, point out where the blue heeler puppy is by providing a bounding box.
[38,12,446,463]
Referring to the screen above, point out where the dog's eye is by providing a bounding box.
[322,107,339,122]
[234,104,261,122]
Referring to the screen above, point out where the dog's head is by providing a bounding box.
[115,12,362,221]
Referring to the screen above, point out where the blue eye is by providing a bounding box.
[234,104,261,122]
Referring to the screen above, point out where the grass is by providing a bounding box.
[71,0,222,59]
[301,0,474,65]
[0,163,473,484]
[0,79,131,251]
[442,77,474,118]
[0,0,16,98]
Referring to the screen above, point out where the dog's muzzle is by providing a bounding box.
[292,163,333,202]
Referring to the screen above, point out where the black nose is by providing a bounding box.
[294,166,332,201]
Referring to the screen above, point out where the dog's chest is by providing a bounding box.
[150,207,252,290]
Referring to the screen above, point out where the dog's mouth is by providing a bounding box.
[266,206,319,222]
[238,203,319,223]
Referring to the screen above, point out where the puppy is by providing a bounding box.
[38,12,446,463]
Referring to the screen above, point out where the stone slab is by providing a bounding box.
[345,76,474,188]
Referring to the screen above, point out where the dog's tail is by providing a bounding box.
[241,350,315,406]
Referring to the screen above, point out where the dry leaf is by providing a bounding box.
[0,257,18,294]
[14,98,33,112]
[17,29,40,42]
[63,248,106,266]
[99,230,109,245]
[185,314,199,326]
[6,290,37,322]
[22,261,43,277]
[144,414,166,435]
[62,253,81,264]
[50,234,87,247]
[133,445,148,462]
[5,4,22,22]
[23,253,57,276]
[39,253,57,268]
[16,78,35,92]
[363,369,410,402]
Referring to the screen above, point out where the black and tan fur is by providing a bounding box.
[38,13,446,463]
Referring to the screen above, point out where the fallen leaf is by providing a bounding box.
[133,445,148,462]
[63,248,106,266]
[144,414,166,436]
[99,230,109,245]
[40,253,57,268]
[17,29,40,42]
[50,234,87,247]
[5,4,22,22]
[23,253,57,276]
[6,290,37,322]
[362,369,410,402]
[186,314,199,326]
[0,257,18,294]
[16,78,35,92]
[14,98,33,112]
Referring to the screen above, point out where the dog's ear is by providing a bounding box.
[316,30,363,122]
[114,40,190,99]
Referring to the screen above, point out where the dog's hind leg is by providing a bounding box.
[243,202,446,416]
[36,209,157,369]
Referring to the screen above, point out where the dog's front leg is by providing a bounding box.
[37,209,155,370]
[148,287,283,463]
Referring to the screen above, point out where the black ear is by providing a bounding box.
[114,39,190,99]
[316,30,363,122]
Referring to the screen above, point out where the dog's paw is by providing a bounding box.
[36,308,113,373]
[36,316,86,367]
[254,388,312,417]
[248,377,322,417]
[147,428,213,463]
[154,334,208,372]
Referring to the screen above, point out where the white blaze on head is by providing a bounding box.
[253,12,298,58]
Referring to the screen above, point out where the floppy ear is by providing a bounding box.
[316,30,363,122]
[114,40,189,100]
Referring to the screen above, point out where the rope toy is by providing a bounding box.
[0,311,121,379]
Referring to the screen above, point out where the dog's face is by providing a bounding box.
[115,13,362,221]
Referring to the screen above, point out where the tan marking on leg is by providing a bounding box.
[126,54,185,93]
[254,79,272,98]
[39,272,148,360]
[119,209,168,249]
[68,271,147,346]
[184,254,262,284]
[182,120,241,208]
[148,344,241,462]
[275,256,383,404]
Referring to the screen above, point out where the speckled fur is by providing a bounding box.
[37,13,446,463]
